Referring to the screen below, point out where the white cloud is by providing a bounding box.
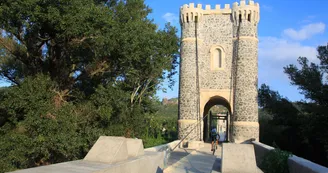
[259,37,317,62]
[258,22,323,101]
[258,36,318,101]
[162,13,179,24]
[283,22,325,41]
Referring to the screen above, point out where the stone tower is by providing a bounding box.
[178,0,260,145]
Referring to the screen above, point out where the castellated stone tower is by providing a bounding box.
[178,0,260,145]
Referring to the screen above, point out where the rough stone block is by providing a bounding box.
[126,138,144,158]
[221,143,258,173]
[84,136,128,164]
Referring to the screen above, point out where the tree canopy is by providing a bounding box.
[259,45,328,166]
[0,0,179,172]
[0,0,179,99]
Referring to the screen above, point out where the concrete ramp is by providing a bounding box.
[83,136,128,164]
[165,150,216,173]
[221,143,258,173]
[164,143,217,173]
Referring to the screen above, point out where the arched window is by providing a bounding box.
[210,45,225,70]
[213,49,222,68]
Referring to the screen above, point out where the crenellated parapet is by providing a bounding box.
[180,0,260,24]
[180,3,203,24]
[180,3,232,24]
[232,0,260,24]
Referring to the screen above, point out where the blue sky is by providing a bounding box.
[1,0,328,102]
[147,0,328,101]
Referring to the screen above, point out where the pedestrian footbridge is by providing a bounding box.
[9,136,328,173]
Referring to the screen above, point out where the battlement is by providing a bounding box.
[232,0,260,24]
[233,0,259,8]
[180,3,231,23]
[180,0,260,24]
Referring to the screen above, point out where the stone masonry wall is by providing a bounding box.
[233,20,258,122]
[179,22,198,121]
[232,19,259,142]
[233,39,258,122]
[178,22,200,140]
[199,14,233,90]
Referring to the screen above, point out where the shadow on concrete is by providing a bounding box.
[196,150,211,155]
[240,138,256,144]
[212,158,222,173]
[167,149,193,167]
[156,166,164,173]
[183,153,216,173]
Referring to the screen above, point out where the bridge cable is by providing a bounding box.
[195,16,201,141]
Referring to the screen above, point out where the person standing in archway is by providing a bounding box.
[211,126,219,151]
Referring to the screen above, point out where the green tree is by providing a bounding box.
[284,45,328,166]
[258,44,328,166]
[258,84,306,156]
[0,0,113,89]
[0,0,179,172]
[0,0,179,101]
[0,75,85,171]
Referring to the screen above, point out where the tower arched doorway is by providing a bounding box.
[202,96,232,143]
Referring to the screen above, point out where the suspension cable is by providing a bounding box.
[195,16,201,141]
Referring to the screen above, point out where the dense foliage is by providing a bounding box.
[259,45,328,167]
[260,148,292,173]
[0,0,179,172]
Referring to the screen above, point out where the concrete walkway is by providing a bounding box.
[164,143,222,173]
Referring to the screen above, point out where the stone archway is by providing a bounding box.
[202,95,232,143]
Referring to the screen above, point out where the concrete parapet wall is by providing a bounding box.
[252,141,274,166]
[126,138,144,158]
[92,151,164,173]
[221,143,258,173]
[9,152,164,173]
[145,140,180,152]
[84,136,128,164]
[252,141,328,173]
[288,155,328,173]
[9,137,165,173]
[145,140,180,168]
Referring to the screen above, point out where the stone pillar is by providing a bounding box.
[178,4,202,141]
[232,0,260,143]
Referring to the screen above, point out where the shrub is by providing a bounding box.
[260,148,292,173]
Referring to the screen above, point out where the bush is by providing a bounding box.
[260,148,292,173]
[0,75,90,171]
[143,137,167,148]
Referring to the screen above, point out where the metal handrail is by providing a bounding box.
[163,113,209,168]
[167,113,210,152]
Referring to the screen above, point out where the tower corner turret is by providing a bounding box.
[232,0,260,25]
[180,3,204,25]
